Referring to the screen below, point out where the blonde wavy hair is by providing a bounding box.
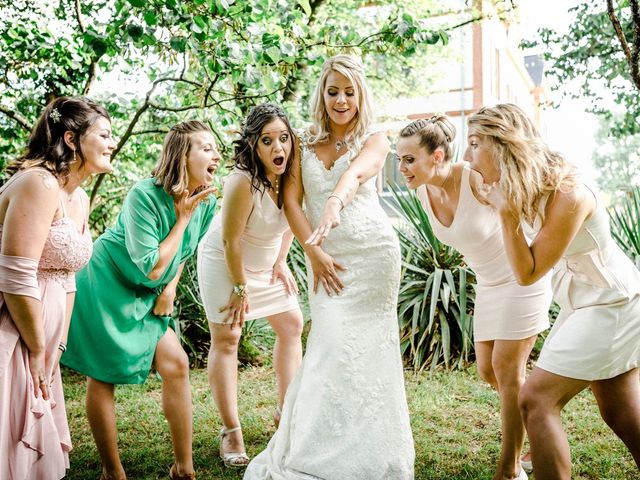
[467,104,576,225]
[307,54,373,151]
[399,114,456,161]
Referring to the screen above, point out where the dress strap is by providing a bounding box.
[232,168,253,181]
[58,194,68,217]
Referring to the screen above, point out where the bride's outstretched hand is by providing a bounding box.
[308,248,346,295]
[306,197,342,247]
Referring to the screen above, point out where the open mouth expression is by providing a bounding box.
[257,118,291,176]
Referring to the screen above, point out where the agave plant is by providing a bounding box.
[386,183,476,371]
[609,185,640,268]
[287,238,309,297]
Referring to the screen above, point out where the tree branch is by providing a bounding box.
[0,104,31,131]
[83,60,97,96]
[607,0,632,62]
[131,128,168,136]
[148,101,200,112]
[631,0,640,90]
[74,0,86,33]
[608,0,640,91]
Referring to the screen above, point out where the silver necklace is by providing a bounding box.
[332,134,348,152]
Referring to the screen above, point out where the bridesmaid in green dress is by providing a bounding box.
[62,120,219,480]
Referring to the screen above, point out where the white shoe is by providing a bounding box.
[515,468,528,480]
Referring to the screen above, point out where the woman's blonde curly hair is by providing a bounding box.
[468,103,577,225]
[307,54,373,152]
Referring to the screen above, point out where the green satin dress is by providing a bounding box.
[62,178,215,384]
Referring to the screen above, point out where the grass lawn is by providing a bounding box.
[62,366,639,480]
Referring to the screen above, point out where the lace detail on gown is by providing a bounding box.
[244,134,414,480]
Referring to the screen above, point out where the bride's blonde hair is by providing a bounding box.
[307,54,373,151]
[467,104,576,224]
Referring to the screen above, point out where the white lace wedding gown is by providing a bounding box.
[244,137,415,480]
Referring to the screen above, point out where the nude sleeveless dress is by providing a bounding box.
[416,164,552,341]
[527,189,640,380]
[197,169,300,323]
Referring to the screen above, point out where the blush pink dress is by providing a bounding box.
[0,169,92,480]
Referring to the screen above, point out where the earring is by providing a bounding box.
[72,149,76,163]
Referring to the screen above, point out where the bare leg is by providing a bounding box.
[491,337,537,479]
[266,309,303,410]
[591,368,640,468]
[519,368,589,480]
[208,323,245,454]
[86,377,126,480]
[476,341,498,389]
[154,328,194,476]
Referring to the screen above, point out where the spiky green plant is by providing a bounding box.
[386,183,476,371]
[287,238,308,297]
[609,185,640,268]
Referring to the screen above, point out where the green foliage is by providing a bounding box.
[523,1,639,137]
[609,185,640,268]
[386,184,475,372]
[0,0,458,178]
[592,115,640,197]
[286,238,308,298]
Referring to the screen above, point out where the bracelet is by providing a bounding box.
[233,283,247,298]
[58,342,67,353]
[328,194,344,210]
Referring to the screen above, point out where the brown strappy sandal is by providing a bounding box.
[169,463,196,480]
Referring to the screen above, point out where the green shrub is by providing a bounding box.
[386,184,476,372]
[287,238,308,298]
[609,185,640,268]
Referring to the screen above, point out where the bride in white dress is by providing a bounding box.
[243,55,415,480]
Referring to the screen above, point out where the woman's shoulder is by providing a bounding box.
[538,183,594,231]
[362,129,387,142]
[129,177,167,200]
[8,167,61,199]
[222,169,253,198]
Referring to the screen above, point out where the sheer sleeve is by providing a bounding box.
[120,185,162,276]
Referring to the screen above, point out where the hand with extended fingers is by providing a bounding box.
[308,247,346,295]
[173,186,217,223]
[271,260,299,296]
[306,196,342,247]
[219,288,250,329]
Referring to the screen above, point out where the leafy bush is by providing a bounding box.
[287,238,308,298]
[609,185,640,268]
[386,184,476,371]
